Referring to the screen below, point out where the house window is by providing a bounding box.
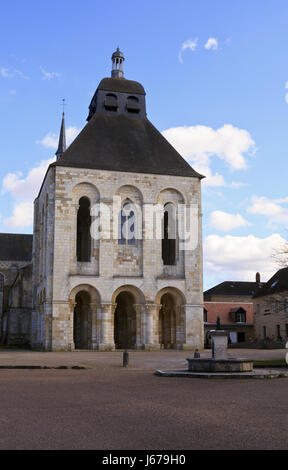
[276,325,281,340]
[236,310,246,323]
[203,309,207,323]
[77,197,91,262]
[263,326,266,339]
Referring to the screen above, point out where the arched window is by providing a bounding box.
[162,203,176,265]
[118,201,136,245]
[77,197,91,261]
[104,93,118,111]
[126,96,140,113]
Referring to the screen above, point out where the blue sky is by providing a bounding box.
[1,0,288,289]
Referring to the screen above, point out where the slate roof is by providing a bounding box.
[55,113,203,178]
[0,234,33,261]
[204,281,265,299]
[253,267,288,298]
[97,77,146,95]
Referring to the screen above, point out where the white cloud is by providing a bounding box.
[4,201,34,228]
[2,158,54,229]
[285,81,288,104]
[37,126,81,149]
[178,38,198,64]
[40,66,61,80]
[210,211,250,231]
[204,38,218,50]
[162,124,255,186]
[248,196,288,226]
[204,233,285,283]
[193,165,225,187]
[0,67,29,80]
[0,67,12,78]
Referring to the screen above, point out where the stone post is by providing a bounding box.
[98,302,116,351]
[211,330,228,360]
[182,304,204,351]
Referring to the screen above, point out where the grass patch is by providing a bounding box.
[254,360,287,368]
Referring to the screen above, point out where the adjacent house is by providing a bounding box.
[203,273,264,347]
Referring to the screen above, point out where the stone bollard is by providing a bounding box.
[123,349,129,367]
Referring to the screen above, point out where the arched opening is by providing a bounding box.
[126,96,140,113]
[162,203,176,265]
[73,290,91,349]
[159,293,177,349]
[104,93,118,111]
[118,201,136,245]
[77,197,91,262]
[114,291,136,349]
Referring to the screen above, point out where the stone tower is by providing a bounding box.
[31,48,204,351]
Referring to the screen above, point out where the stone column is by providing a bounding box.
[182,304,204,351]
[144,303,161,351]
[67,300,75,351]
[175,305,184,349]
[90,303,99,350]
[134,304,145,350]
[98,302,116,351]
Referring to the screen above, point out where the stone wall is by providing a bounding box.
[32,165,204,351]
[254,293,288,342]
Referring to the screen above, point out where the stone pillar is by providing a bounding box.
[67,301,75,351]
[211,330,228,360]
[134,304,145,350]
[144,303,161,351]
[175,305,184,350]
[182,304,204,351]
[90,303,99,350]
[98,302,116,351]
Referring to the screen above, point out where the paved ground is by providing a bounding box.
[0,349,287,450]
[0,348,286,369]
[0,367,287,450]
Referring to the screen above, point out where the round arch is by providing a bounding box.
[155,287,186,306]
[69,284,101,305]
[156,187,186,205]
[111,284,145,305]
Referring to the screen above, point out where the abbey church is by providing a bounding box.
[0,49,204,351]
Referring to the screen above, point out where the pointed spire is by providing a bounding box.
[55,111,66,160]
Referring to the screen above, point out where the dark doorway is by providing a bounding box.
[114,292,136,349]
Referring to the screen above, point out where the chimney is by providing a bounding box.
[256,272,261,283]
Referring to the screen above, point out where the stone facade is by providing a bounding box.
[254,293,288,343]
[30,166,204,351]
[1,50,204,351]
